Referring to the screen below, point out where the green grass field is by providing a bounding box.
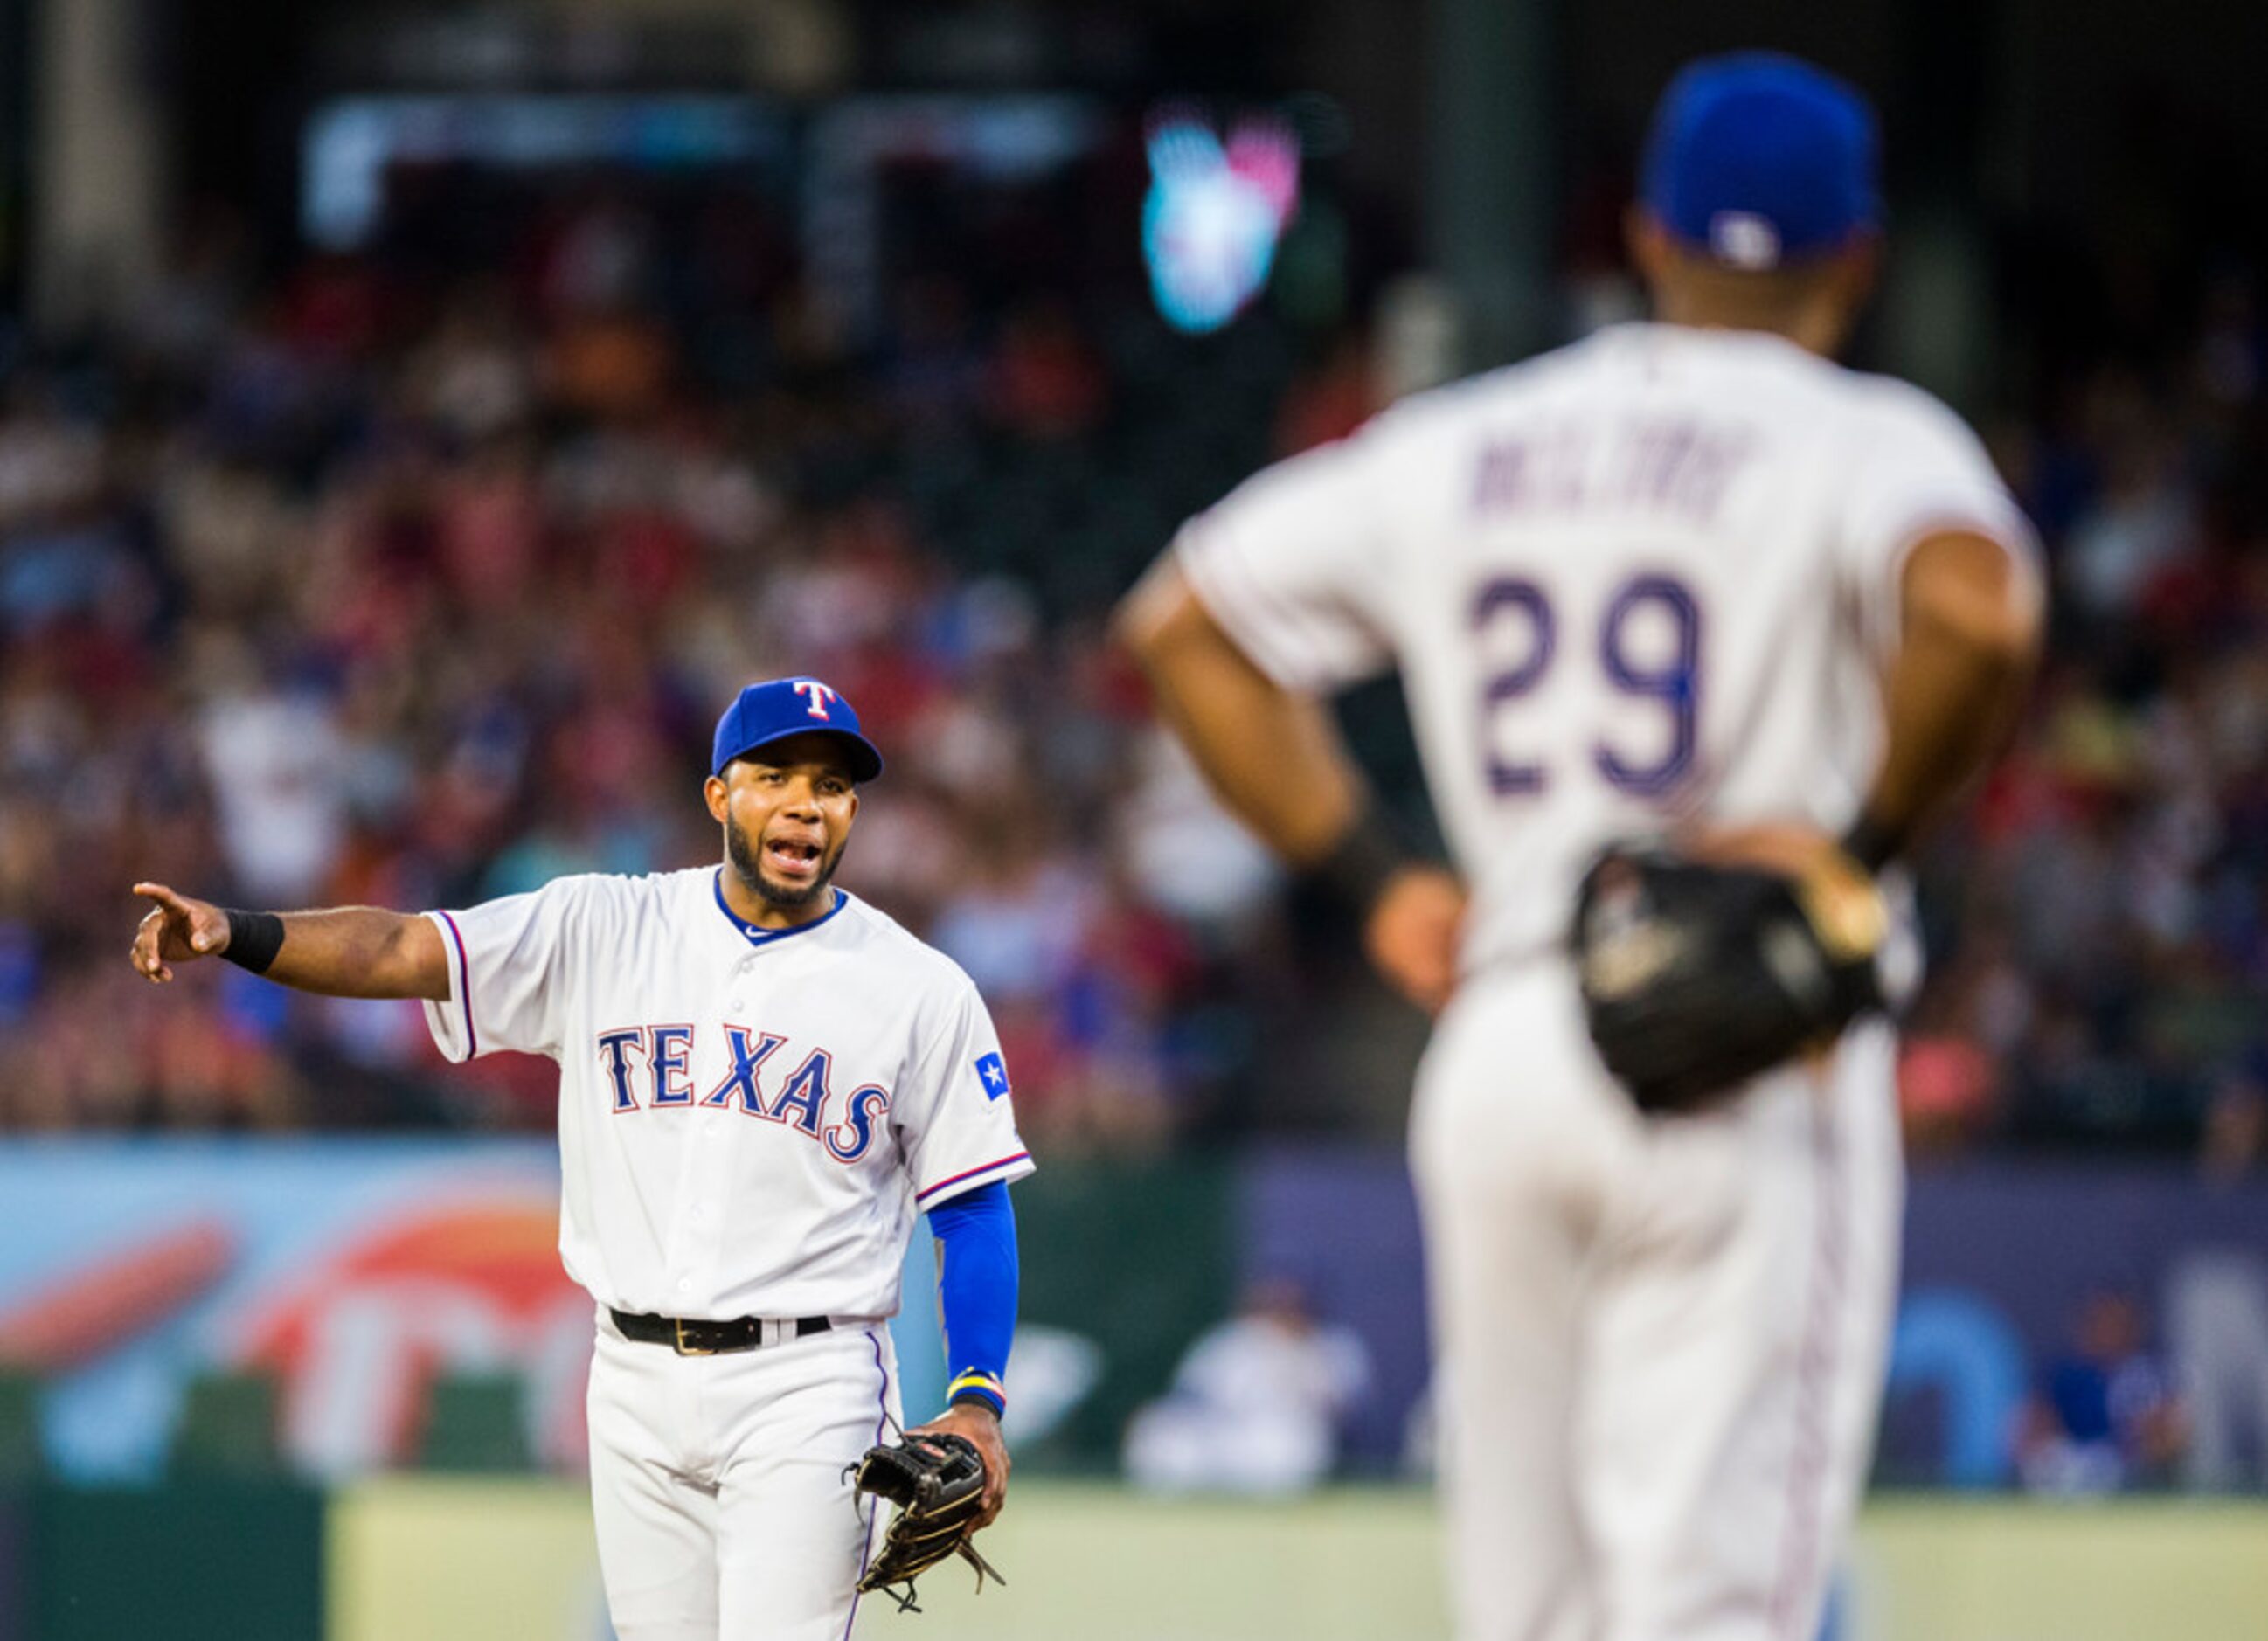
[330,1479,2268,1641]
[857,1486,1451,1641]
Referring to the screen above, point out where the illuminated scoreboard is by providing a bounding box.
[1142,107,1302,335]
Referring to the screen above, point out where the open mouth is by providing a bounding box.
[765,836,824,879]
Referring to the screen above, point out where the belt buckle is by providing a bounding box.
[672,1319,716,1357]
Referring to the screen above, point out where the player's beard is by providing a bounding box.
[725,814,846,913]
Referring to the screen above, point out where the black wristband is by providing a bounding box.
[1839,814,1902,874]
[220,909,286,975]
[1299,800,1418,918]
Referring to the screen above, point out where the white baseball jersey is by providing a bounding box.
[1177,321,2037,970]
[1177,321,2039,1641]
[420,871,1034,1321]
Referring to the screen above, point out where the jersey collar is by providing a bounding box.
[712,869,848,948]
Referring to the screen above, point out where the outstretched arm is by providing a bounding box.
[129,883,451,1001]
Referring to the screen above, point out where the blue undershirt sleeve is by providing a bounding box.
[925,1179,1018,1416]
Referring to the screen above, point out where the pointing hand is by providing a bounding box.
[128,883,231,983]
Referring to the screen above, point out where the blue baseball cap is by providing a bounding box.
[1641,52,1880,270]
[711,677,884,783]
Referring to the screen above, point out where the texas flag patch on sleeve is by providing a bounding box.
[974,1052,1010,1100]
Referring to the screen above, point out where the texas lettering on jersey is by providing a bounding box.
[420,869,1035,1319]
[594,1022,891,1164]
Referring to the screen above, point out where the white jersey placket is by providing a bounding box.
[665,945,762,1310]
[676,881,855,1314]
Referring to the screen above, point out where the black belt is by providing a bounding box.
[610,1308,833,1356]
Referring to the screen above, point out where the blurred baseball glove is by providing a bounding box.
[850,1433,1005,1612]
[1571,842,1887,1114]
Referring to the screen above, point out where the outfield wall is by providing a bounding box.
[0,1140,1232,1485]
[5,1139,2265,1488]
[1238,1146,2268,1484]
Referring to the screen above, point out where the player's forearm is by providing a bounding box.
[259,907,452,1001]
[1116,564,1365,866]
[927,1181,1017,1416]
[1854,530,2042,863]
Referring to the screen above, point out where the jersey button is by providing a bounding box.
[675,1277,690,1293]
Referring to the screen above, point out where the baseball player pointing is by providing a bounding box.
[1121,53,2041,1641]
[131,676,1034,1639]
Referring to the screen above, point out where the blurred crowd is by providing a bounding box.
[0,170,2263,1168]
[1897,271,2268,1167]
[0,187,1319,1143]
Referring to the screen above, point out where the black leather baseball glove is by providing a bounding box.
[850,1433,1005,1612]
[1571,841,1887,1114]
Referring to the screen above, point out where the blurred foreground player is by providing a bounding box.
[129,676,1033,1640]
[1121,54,2041,1641]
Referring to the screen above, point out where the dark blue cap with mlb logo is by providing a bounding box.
[711,677,884,782]
[1641,52,1880,271]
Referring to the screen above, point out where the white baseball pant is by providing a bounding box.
[1411,962,1903,1641]
[586,1312,897,1640]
